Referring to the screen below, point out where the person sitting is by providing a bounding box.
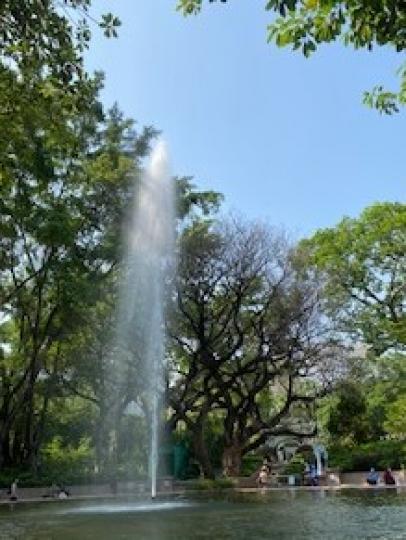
[262,457,272,474]
[257,465,269,486]
[366,468,379,485]
[383,468,396,486]
[57,485,70,498]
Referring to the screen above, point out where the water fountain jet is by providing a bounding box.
[113,140,174,500]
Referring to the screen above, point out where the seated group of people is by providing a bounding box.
[366,467,396,486]
[257,459,398,488]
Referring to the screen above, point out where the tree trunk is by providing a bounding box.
[222,444,243,477]
[26,391,51,473]
[0,430,11,467]
[95,405,109,473]
[0,418,11,467]
[12,424,24,465]
[192,425,214,479]
[0,388,14,467]
[22,378,37,468]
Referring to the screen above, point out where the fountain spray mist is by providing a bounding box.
[115,140,174,499]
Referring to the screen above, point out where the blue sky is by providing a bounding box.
[86,0,405,237]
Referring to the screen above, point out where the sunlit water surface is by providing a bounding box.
[0,490,405,539]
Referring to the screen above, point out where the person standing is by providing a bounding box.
[10,479,18,501]
[309,463,319,486]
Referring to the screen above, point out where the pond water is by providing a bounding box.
[0,489,405,540]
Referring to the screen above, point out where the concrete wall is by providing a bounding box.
[0,479,178,501]
[1,472,405,500]
[339,470,405,486]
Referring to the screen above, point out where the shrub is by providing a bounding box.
[188,478,234,490]
[241,455,263,476]
[328,440,406,472]
[40,436,94,483]
[283,454,306,476]
[384,396,406,438]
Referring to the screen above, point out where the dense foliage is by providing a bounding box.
[302,203,406,354]
[0,1,222,482]
[0,77,157,471]
[318,352,406,471]
[0,1,120,84]
[329,440,406,472]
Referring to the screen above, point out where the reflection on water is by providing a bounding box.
[60,501,193,515]
[0,490,405,540]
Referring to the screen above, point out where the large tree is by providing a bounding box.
[302,202,406,355]
[0,76,159,469]
[169,219,338,476]
[177,0,406,113]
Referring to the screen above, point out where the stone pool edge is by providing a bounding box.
[1,483,405,506]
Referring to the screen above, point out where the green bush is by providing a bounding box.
[40,436,94,482]
[0,469,42,489]
[188,478,234,490]
[283,454,306,475]
[384,396,406,438]
[241,455,263,476]
[0,436,98,488]
[0,468,147,489]
[329,440,406,472]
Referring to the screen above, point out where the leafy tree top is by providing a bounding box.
[177,0,406,113]
[0,1,121,86]
[302,202,406,353]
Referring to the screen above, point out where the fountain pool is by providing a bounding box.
[1,489,405,539]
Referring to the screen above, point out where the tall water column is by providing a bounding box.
[115,141,174,498]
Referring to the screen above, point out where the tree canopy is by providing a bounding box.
[302,202,406,354]
[177,0,406,113]
[0,1,120,85]
[168,218,338,476]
